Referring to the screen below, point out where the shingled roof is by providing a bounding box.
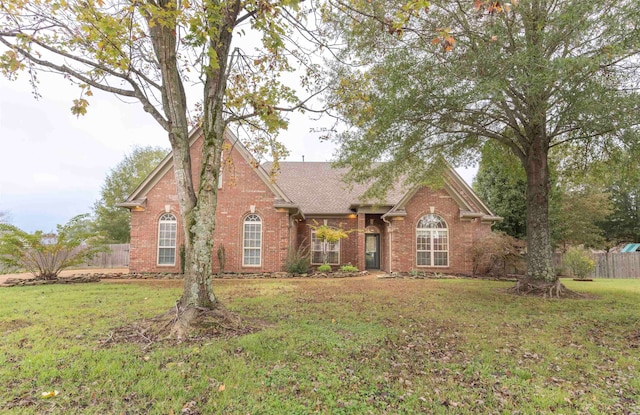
[119,128,499,222]
[263,162,409,215]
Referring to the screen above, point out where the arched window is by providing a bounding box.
[158,213,177,265]
[416,214,449,267]
[243,214,262,266]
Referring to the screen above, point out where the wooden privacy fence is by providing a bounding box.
[555,252,640,279]
[84,244,130,268]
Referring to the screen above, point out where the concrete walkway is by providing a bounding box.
[0,268,129,285]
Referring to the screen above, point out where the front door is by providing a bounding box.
[365,234,380,270]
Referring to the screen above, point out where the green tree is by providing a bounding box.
[1,0,317,334]
[596,138,640,244]
[0,214,107,280]
[473,141,527,239]
[604,181,640,244]
[473,141,610,249]
[553,185,612,251]
[93,146,167,243]
[324,0,640,289]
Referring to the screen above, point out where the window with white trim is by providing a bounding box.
[158,213,177,265]
[416,214,449,267]
[243,214,262,266]
[311,230,340,265]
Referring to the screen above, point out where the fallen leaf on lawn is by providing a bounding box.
[218,384,226,392]
[41,390,60,398]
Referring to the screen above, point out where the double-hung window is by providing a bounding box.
[243,214,262,266]
[311,231,340,265]
[158,213,177,265]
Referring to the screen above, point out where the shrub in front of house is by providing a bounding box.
[472,232,524,277]
[285,245,310,274]
[339,264,358,272]
[317,264,332,273]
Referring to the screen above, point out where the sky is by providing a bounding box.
[0,69,476,234]
[0,72,340,232]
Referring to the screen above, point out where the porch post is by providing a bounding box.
[357,213,366,271]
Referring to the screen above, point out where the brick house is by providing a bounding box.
[119,129,500,274]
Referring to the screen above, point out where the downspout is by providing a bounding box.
[289,207,303,248]
[382,214,392,273]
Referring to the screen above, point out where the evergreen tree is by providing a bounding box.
[93,146,168,243]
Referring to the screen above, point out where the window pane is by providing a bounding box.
[312,251,324,264]
[433,231,448,251]
[327,251,339,265]
[417,251,431,266]
[434,252,448,266]
[158,248,175,265]
[417,231,431,251]
[244,248,260,265]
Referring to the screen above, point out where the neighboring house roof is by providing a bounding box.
[621,243,640,253]
[119,130,500,222]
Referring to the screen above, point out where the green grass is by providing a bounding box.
[1,278,639,414]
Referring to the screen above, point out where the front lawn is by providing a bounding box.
[1,278,639,414]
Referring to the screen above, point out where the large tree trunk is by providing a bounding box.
[178,1,241,309]
[524,138,556,282]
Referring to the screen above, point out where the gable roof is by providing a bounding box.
[118,128,295,210]
[262,162,408,215]
[266,161,499,221]
[119,129,499,222]
[381,168,501,222]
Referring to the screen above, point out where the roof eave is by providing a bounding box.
[481,215,503,222]
[115,198,147,210]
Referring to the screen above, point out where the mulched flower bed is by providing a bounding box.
[1,275,101,287]
[1,270,369,287]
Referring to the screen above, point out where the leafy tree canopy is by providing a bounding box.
[473,140,611,249]
[93,146,168,243]
[562,131,640,245]
[1,0,323,321]
[323,0,640,283]
[473,141,527,239]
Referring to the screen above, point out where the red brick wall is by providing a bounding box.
[129,135,493,275]
[389,187,492,274]
[129,136,290,273]
[296,217,359,271]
